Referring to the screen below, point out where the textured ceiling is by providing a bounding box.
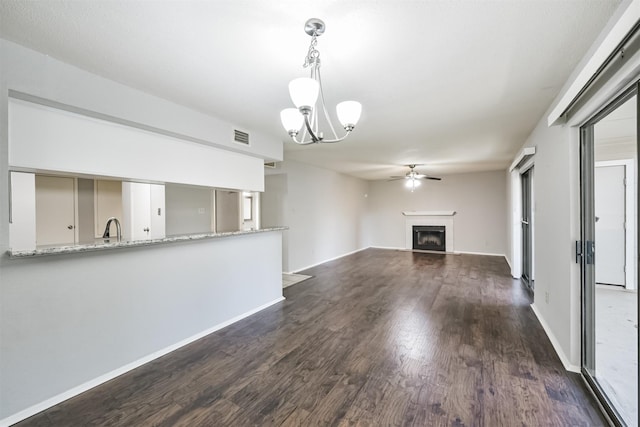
[0,0,622,180]
[594,95,636,161]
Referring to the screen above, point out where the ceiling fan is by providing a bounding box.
[388,164,441,191]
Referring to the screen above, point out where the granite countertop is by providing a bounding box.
[7,227,288,258]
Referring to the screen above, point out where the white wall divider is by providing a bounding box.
[8,172,36,251]
[8,98,263,192]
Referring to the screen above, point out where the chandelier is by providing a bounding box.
[280,18,362,145]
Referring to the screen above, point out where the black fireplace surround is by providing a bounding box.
[413,225,446,251]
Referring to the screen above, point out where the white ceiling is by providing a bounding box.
[0,0,622,180]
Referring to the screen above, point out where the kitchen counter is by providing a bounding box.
[7,227,288,258]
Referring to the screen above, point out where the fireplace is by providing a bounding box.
[413,225,446,251]
[404,211,455,252]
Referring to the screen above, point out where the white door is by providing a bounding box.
[595,165,626,285]
[149,184,165,239]
[35,175,76,246]
[122,182,166,240]
[242,193,255,230]
[123,182,151,240]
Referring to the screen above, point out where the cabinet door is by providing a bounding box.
[149,184,165,239]
[35,175,76,246]
[122,182,151,241]
[122,182,166,241]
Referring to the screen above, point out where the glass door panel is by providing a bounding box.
[521,167,533,291]
[581,88,638,427]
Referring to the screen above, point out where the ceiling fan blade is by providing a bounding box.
[390,165,441,182]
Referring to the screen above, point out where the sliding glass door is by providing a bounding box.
[521,167,533,292]
[580,85,638,427]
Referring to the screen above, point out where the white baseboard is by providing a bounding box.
[369,246,405,251]
[370,246,507,260]
[291,247,368,273]
[530,303,581,373]
[0,296,285,427]
[453,250,506,258]
[504,254,513,271]
[372,246,461,255]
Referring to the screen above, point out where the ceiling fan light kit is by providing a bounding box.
[280,18,362,145]
[389,164,442,192]
[405,178,422,191]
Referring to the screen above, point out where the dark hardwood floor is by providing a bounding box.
[15,249,605,426]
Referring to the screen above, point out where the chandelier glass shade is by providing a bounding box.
[280,18,362,145]
[288,78,319,109]
[280,108,304,133]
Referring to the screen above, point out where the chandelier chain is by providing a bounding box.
[304,35,320,68]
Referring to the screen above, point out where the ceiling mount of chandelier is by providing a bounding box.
[280,18,362,145]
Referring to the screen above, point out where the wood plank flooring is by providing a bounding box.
[15,249,605,426]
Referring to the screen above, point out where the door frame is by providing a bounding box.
[521,165,534,292]
[579,83,638,427]
[595,159,636,290]
[509,150,535,280]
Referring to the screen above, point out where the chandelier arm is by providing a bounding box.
[312,103,318,135]
[300,122,309,142]
[309,65,319,136]
[311,131,352,144]
[316,68,339,140]
[291,127,353,145]
[303,114,321,143]
[290,134,317,145]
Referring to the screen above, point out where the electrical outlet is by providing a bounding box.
[198,208,205,214]
[545,291,550,304]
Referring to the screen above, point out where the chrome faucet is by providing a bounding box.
[102,217,122,241]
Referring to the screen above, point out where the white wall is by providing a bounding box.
[0,232,283,423]
[264,161,369,273]
[165,184,213,236]
[505,0,640,373]
[595,138,636,161]
[262,173,289,270]
[365,170,507,256]
[215,190,241,232]
[0,40,284,423]
[506,121,582,370]
[9,99,264,192]
[1,40,282,162]
[263,165,506,272]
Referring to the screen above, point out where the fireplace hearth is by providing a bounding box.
[413,225,446,251]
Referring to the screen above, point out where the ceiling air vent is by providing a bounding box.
[264,161,277,169]
[234,129,250,145]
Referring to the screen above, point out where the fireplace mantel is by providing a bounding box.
[402,211,456,216]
